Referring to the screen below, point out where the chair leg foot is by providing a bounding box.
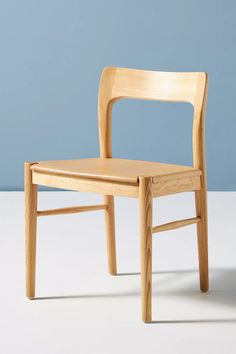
[195,189,209,292]
[25,162,38,299]
[104,195,117,275]
[139,177,152,322]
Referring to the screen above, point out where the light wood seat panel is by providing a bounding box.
[31,158,201,184]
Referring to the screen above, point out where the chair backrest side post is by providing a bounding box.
[98,67,208,175]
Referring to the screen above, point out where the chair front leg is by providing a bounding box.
[25,162,38,299]
[139,177,152,322]
[104,195,117,275]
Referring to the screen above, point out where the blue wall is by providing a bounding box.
[1,0,235,190]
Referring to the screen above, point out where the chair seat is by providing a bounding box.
[32,158,201,184]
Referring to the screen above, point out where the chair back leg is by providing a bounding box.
[195,188,209,292]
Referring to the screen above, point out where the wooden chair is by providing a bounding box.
[25,67,209,322]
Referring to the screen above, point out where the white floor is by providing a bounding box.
[0,192,236,354]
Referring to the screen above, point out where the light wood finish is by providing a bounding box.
[104,195,117,275]
[25,162,38,299]
[152,169,202,184]
[25,67,209,322]
[139,177,152,322]
[32,159,201,198]
[152,217,200,234]
[32,158,200,184]
[98,67,207,160]
[37,204,108,217]
[195,189,208,291]
[32,171,139,198]
[152,175,201,197]
[193,76,209,292]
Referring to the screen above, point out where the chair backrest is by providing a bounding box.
[98,67,208,171]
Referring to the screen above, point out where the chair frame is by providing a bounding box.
[25,67,208,322]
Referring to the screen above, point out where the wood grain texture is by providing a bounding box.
[139,177,152,322]
[32,158,199,185]
[104,195,117,275]
[25,67,209,321]
[195,189,208,292]
[194,75,209,292]
[98,67,207,162]
[32,171,139,198]
[152,217,200,234]
[152,169,202,183]
[152,176,201,197]
[25,162,38,299]
[98,67,209,310]
[37,204,108,217]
